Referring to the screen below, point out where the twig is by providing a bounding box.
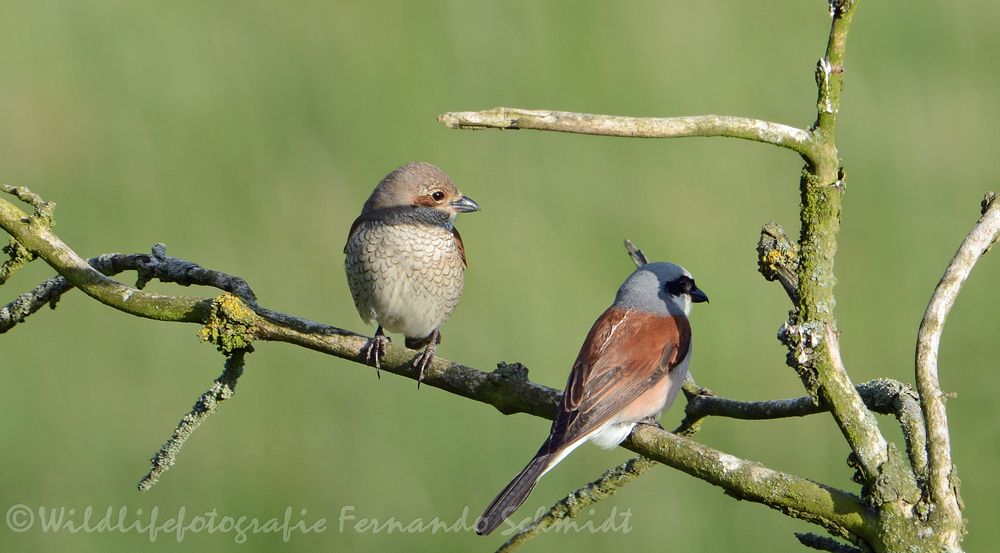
[1,244,256,333]
[915,192,1000,531]
[437,109,815,157]
[0,276,71,332]
[795,532,864,553]
[495,457,656,553]
[138,347,250,491]
[623,239,648,268]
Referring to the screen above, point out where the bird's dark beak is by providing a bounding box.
[450,195,480,213]
[690,287,709,304]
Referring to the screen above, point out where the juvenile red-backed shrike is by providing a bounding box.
[476,261,708,535]
[344,162,479,383]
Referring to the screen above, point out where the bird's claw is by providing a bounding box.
[412,342,437,389]
[361,330,390,378]
[637,415,664,430]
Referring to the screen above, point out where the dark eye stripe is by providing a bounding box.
[664,276,694,296]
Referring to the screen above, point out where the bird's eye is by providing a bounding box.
[431,190,446,202]
[665,276,694,295]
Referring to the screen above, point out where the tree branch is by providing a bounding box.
[495,456,656,553]
[138,347,250,491]
[795,532,865,553]
[0,192,213,324]
[1,244,257,333]
[782,0,903,495]
[623,425,871,541]
[0,187,875,540]
[915,192,1000,533]
[437,108,815,157]
[680,379,927,481]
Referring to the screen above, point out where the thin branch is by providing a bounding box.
[1,244,256,333]
[0,193,212,323]
[495,457,656,553]
[795,532,865,553]
[138,347,250,491]
[624,239,648,268]
[0,275,71,332]
[438,108,815,157]
[680,379,927,479]
[916,192,1000,528]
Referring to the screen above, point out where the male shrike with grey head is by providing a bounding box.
[476,261,708,535]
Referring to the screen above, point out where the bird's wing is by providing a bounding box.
[452,227,467,268]
[549,306,691,448]
[343,215,368,254]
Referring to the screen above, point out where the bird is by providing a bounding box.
[344,161,480,384]
[476,261,708,535]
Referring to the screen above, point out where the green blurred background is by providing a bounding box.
[2,1,997,551]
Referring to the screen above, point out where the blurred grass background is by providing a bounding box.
[1,0,998,551]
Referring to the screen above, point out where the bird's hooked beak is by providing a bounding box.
[450,195,480,213]
[690,287,710,304]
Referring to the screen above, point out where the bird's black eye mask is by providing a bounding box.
[664,275,695,296]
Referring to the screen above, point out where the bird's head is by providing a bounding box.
[615,261,709,317]
[364,161,480,222]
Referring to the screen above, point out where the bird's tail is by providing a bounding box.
[476,447,556,536]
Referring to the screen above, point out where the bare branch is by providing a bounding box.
[624,239,648,268]
[679,379,927,479]
[1,244,256,333]
[623,425,872,541]
[1,276,71,332]
[495,457,655,553]
[795,532,865,553]
[138,347,250,491]
[438,108,814,157]
[916,192,1000,529]
[0,192,212,323]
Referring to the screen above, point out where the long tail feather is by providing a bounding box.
[476,450,554,536]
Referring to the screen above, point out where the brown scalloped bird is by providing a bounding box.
[344,162,480,385]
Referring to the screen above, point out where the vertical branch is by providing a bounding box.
[787,0,895,486]
[915,193,1000,533]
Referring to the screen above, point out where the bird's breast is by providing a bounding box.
[344,219,466,338]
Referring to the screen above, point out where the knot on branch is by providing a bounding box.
[829,0,857,19]
[981,191,997,215]
[983,192,999,253]
[757,222,799,303]
[778,321,824,401]
[485,362,551,416]
[489,362,530,384]
[197,293,257,354]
